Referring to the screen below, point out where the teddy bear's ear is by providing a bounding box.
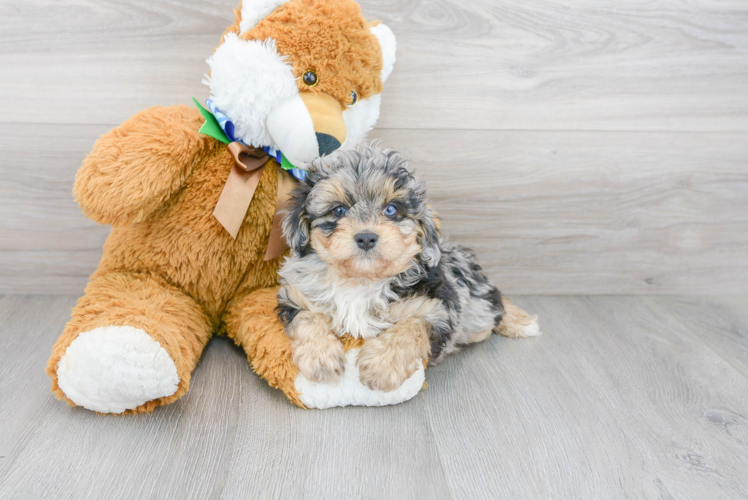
[370,23,397,83]
[239,0,290,34]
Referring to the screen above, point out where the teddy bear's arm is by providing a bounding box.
[73,105,212,226]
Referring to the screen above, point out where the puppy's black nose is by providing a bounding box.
[316,132,341,156]
[355,232,378,251]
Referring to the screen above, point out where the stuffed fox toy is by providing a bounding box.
[47,0,400,413]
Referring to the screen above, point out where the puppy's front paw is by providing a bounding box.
[292,336,345,385]
[357,337,422,392]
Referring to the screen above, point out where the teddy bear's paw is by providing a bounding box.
[56,325,180,414]
[357,337,422,393]
[291,336,345,386]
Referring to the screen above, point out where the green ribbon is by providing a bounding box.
[192,97,299,172]
[192,97,230,144]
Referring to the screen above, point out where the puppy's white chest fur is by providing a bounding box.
[278,254,399,339]
[326,282,392,339]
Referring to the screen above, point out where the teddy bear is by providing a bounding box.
[46,0,401,413]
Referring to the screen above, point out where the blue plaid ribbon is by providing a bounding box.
[206,99,306,182]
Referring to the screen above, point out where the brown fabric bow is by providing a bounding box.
[213,142,297,261]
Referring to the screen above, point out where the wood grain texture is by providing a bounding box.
[0,124,109,293]
[0,0,747,294]
[371,129,748,294]
[1,0,747,130]
[425,295,748,498]
[1,294,748,499]
[2,124,746,294]
[649,296,748,379]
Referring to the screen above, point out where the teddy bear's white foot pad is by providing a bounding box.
[295,348,425,409]
[56,326,179,414]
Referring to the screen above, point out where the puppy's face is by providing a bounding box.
[308,172,420,281]
[283,148,440,281]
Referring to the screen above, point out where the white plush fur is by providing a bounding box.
[205,33,298,149]
[239,0,290,34]
[326,278,394,339]
[296,348,425,409]
[266,93,320,168]
[337,25,395,149]
[370,24,396,83]
[56,326,179,414]
[340,93,381,150]
[278,253,397,338]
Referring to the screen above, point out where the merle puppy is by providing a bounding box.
[277,145,539,392]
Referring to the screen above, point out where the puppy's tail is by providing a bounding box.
[493,297,541,338]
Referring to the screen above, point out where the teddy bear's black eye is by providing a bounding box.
[349,90,359,106]
[332,205,347,218]
[302,70,318,87]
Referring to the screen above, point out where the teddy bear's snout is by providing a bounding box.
[266,91,347,168]
[316,132,341,156]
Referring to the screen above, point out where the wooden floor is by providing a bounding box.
[1,294,747,499]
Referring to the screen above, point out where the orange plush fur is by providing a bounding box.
[220,0,383,108]
[46,106,290,413]
[243,0,384,106]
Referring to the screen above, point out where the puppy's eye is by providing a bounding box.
[349,90,359,107]
[383,204,397,218]
[332,205,348,218]
[302,70,318,87]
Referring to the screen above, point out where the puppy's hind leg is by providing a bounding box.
[494,298,541,338]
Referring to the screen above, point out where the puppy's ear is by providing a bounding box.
[418,205,441,267]
[282,185,311,256]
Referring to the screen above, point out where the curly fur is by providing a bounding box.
[277,145,516,365]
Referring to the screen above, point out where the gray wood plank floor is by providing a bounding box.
[1,294,747,499]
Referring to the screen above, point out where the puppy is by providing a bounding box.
[277,145,539,392]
